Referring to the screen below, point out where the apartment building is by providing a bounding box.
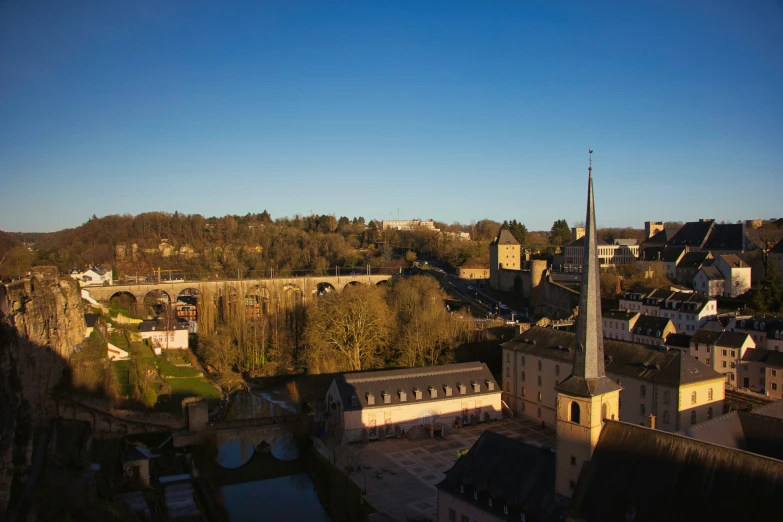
[689,329,755,386]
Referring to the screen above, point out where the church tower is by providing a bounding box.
[554,151,622,498]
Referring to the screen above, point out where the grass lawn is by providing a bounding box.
[131,341,155,359]
[157,357,201,378]
[108,332,129,349]
[155,377,221,414]
[111,360,133,397]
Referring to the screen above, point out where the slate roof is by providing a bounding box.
[640,228,675,248]
[690,329,722,346]
[603,310,639,322]
[715,331,751,349]
[632,315,672,338]
[718,254,747,268]
[437,430,566,522]
[502,327,724,388]
[665,333,692,349]
[644,290,712,314]
[741,348,783,368]
[495,229,520,245]
[676,250,711,269]
[668,220,715,248]
[684,409,783,461]
[332,362,498,411]
[639,246,684,262]
[732,315,783,336]
[139,320,190,333]
[703,223,744,251]
[699,266,724,281]
[568,421,783,522]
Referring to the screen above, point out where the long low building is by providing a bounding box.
[501,327,726,432]
[325,362,502,443]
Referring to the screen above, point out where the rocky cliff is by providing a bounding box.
[0,267,84,518]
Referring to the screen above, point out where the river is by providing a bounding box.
[215,390,333,522]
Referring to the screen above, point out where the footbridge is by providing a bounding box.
[84,273,395,307]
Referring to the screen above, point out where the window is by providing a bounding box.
[537,376,542,386]
[773,383,778,391]
[448,508,456,522]
[555,364,560,376]
[521,356,526,367]
[602,402,608,420]
[722,361,727,368]
[706,358,710,365]
[773,370,778,377]
[663,411,670,424]
[521,371,526,382]
[504,506,509,515]
[640,385,646,397]
[506,367,510,377]
[571,402,581,424]
[488,499,493,508]
[691,411,697,424]
[691,392,697,404]
[706,346,710,353]
[521,386,525,396]
[537,360,542,371]
[460,485,464,493]
[708,388,713,400]
[538,392,542,402]
[571,455,577,466]
[722,349,727,356]
[640,404,646,416]
[707,407,713,419]
[537,407,542,418]
[474,492,478,500]
[663,390,670,404]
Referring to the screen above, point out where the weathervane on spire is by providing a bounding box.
[588,148,593,168]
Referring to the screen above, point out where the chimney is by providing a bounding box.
[648,414,656,430]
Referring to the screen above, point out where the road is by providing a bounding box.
[416,262,528,324]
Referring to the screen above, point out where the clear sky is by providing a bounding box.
[1,0,781,233]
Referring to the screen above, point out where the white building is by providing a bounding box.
[713,254,751,297]
[563,231,638,270]
[381,219,437,231]
[139,320,190,354]
[325,362,502,443]
[694,266,725,297]
[618,288,717,334]
[74,266,112,287]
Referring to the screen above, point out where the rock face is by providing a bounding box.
[0,267,84,518]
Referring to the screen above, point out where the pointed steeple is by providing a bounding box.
[556,150,621,397]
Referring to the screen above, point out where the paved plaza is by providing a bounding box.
[316,417,556,522]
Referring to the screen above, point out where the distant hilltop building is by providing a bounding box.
[381,219,437,231]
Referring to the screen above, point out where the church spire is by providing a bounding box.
[556,150,620,396]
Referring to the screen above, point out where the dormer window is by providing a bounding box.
[366,392,375,406]
[485,379,494,391]
[398,389,407,402]
[471,381,480,392]
[458,382,466,395]
[382,391,391,404]
[413,387,422,400]
[443,384,452,397]
[350,395,358,407]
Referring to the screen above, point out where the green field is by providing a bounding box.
[154,377,221,414]
[157,356,202,378]
[111,360,133,397]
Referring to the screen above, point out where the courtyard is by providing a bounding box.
[315,417,556,522]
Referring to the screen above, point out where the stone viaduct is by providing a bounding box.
[83,274,395,308]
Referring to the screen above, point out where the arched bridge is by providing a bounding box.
[84,274,395,307]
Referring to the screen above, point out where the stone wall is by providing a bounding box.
[0,267,84,518]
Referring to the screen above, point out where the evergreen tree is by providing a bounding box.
[549,219,572,245]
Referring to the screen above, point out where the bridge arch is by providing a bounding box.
[246,285,271,315]
[344,281,362,291]
[314,282,336,297]
[143,289,171,306]
[283,283,303,307]
[177,287,200,299]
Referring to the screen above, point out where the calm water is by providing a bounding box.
[220,474,332,522]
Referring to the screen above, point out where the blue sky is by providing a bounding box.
[1,0,781,232]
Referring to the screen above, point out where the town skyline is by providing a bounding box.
[2,1,782,232]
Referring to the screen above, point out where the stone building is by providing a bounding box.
[325,362,502,443]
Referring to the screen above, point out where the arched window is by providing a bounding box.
[601,402,608,420]
[555,365,560,376]
[663,411,670,424]
[707,407,713,419]
[641,385,646,397]
[663,391,670,404]
[691,391,697,404]
[537,360,542,371]
[570,402,581,424]
[708,388,713,400]
[690,411,697,424]
[537,376,542,386]
[640,404,646,416]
